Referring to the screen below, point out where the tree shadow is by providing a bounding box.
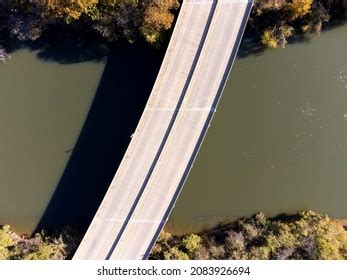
[1,6,346,64]
[31,25,110,64]
[35,40,165,232]
[1,4,344,235]
[2,23,110,64]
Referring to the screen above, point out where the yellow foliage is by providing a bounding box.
[34,0,99,22]
[301,24,310,33]
[247,246,271,260]
[141,26,161,44]
[261,29,278,48]
[163,246,189,260]
[261,25,294,48]
[141,0,180,43]
[151,211,347,260]
[183,234,201,254]
[315,237,344,260]
[24,242,56,260]
[0,225,16,259]
[287,0,313,20]
[293,211,347,259]
[157,231,172,242]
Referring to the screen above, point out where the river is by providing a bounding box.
[0,43,164,233]
[0,23,346,236]
[0,49,105,232]
[168,23,347,234]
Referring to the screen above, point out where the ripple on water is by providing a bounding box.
[336,68,347,90]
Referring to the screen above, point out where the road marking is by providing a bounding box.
[145,107,216,112]
[94,218,165,224]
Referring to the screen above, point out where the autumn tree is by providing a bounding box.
[140,0,180,43]
[33,0,99,22]
[151,211,347,260]
[261,24,294,48]
[92,0,142,42]
[287,0,313,20]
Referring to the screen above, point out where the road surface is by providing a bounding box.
[74,0,217,259]
[74,0,253,260]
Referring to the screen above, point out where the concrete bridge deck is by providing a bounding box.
[73,0,253,260]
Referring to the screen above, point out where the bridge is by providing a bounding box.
[73,0,253,260]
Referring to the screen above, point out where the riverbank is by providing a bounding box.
[247,0,346,48]
[0,0,179,63]
[338,219,347,229]
[0,0,346,64]
[1,211,346,259]
[151,211,347,260]
[0,225,81,259]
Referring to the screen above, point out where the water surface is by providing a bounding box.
[0,41,164,233]
[0,49,105,232]
[168,24,347,234]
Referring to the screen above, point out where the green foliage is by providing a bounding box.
[261,25,294,48]
[252,0,336,48]
[265,224,298,254]
[150,211,347,260]
[163,246,189,260]
[247,246,271,260]
[0,225,76,260]
[1,0,180,46]
[182,234,201,255]
[0,225,16,259]
[261,29,278,48]
[140,25,161,44]
[24,242,57,260]
[0,0,341,54]
[292,211,347,259]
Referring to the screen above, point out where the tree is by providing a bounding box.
[182,234,201,257]
[140,0,179,43]
[261,24,294,48]
[8,13,44,41]
[0,225,15,259]
[33,0,99,22]
[151,211,347,260]
[163,246,189,260]
[287,0,313,20]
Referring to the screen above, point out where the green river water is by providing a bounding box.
[168,23,347,234]
[0,24,346,235]
[0,42,163,233]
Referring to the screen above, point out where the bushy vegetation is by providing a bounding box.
[0,0,180,63]
[0,0,179,42]
[1,211,346,259]
[0,0,345,63]
[0,225,80,260]
[251,0,345,48]
[150,211,347,260]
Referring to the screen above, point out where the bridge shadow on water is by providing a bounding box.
[35,41,165,233]
[30,9,346,235]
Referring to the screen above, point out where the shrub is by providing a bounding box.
[0,225,16,259]
[150,211,347,260]
[182,234,201,255]
[287,0,313,20]
[261,25,294,48]
[0,225,75,260]
[163,246,189,260]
